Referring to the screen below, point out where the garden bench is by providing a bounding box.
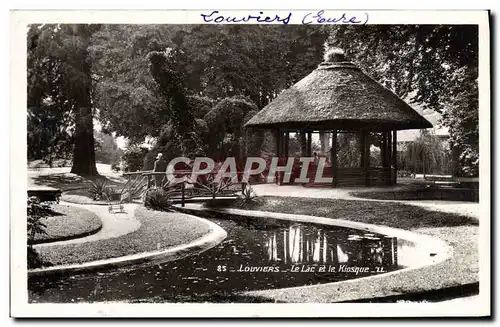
[423,175,460,188]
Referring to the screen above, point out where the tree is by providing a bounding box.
[27,105,73,164]
[28,24,100,175]
[90,25,329,143]
[400,130,451,175]
[327,25,478,176]
[336,133,361,168]
[90,25,174,143]
[204,95,259,159]
[94,131,122,164]
[147,49,205,157]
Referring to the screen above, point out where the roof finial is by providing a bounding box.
[323,42,347,63]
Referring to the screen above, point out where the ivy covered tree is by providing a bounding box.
[142,50,205,168]
[204,95,259,160]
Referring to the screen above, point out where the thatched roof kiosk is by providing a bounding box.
[245,47,432,187]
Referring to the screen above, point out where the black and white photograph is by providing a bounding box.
[10,9,490,318]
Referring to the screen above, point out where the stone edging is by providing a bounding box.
[174,204,452,298]
[28,214,227,277]
[30,224,103,245]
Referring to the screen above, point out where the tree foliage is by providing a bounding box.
[28,24,100,175]
[328,25,478,176]
[94,131,122,164]
[204,95,259,159]
[29,24,478,177]
[399,130,452,175]
[90,25,328,142]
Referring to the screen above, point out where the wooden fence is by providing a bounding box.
[122,170,247,207]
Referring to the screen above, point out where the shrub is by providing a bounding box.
[397,169,414,178]
[122,146,148,172]
[88,179,108,201]
[111,159,121,172]
[27,197,50,243]
[144,187,174,212]
[193,172,236,200]
[121,177,147,203]
[103,185,121,202]
[27,196,53,269]
[237,183,258,205]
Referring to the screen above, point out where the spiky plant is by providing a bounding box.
[88,179,108,201]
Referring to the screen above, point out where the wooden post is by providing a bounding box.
[359,131,365,168]
[387,131,392,167]
[382,132,388,168]
[384,131,391,185]
[277,130,283,157]
[284,132,290,157]
[392,130,398,185]
[307,131,313,157]
[363,131,370,186]
[181,182,185,207]
[331,130,337,187]
[319,130,326,156]
[300,129,307,156]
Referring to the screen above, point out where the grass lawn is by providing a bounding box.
[28,163,126,192]
[31,204,102,244]
[221,196,477,229]
[60,189,109,205]
[352,187,479,203]
[36,206,211,267]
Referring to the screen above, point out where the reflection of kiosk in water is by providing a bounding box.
[265,225,399,269]
[266,224,341,264]
[343,234,398,268]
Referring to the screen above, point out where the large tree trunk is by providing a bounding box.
[70,25,98,176]
[71,106,98,176]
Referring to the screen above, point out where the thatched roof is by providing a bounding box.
[245,50,433,131]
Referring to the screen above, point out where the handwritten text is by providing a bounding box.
[200,10,369,25]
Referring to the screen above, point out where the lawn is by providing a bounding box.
[220,196,478,229]
[30,204,102,244]
[60,189,109,205]
[35,206,211,267]
[28,163,127,192]
[352,187,479,203]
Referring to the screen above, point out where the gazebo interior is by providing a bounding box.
[273,127,399,187]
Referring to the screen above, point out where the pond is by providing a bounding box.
[28,215,414,303]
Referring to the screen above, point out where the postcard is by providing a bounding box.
[11,9,490,317]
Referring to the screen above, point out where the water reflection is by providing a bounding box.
[265,225,398,269]
[29,216,404,303]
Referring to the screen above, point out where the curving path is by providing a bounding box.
[34,201,141,248]
[251,184,480,220]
